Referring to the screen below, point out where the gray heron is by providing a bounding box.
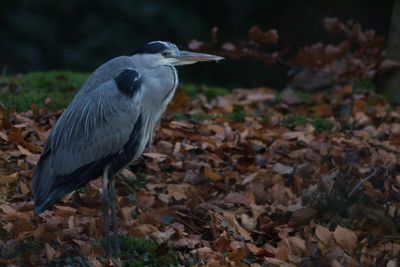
[31,41,223,256]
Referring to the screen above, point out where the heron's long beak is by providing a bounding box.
[173,51,224,65]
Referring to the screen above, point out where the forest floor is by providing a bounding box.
[0,72,399,266]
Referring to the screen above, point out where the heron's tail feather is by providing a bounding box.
[32,149,54,215]
[33,156,110,215]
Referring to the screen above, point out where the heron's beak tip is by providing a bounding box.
[214,56,225,62]
[177,51,225,63]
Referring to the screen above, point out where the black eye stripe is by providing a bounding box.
[134,41,175,54]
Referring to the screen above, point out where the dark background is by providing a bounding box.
[0,0,393,87]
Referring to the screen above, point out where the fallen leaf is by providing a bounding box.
[73,239,91,255]
[54,205,77,217]
[241,214,257,231]
[142,152,167,161]
[226,247,247,263]
[315,225,333,246]
[288,236,306,256]
[0,131,9,141]
[0,172,19,185]
[19,180,30,194]
[249,26,278,44]
[333,226,357,253]
[313,104,332,117]
[203,167,222,182]
[26,153,41,165]
[247,242,264,255]
[17,144,32,156]
[241,173,257,185]
[273,163,294,175]
[0,204,16,214]
[225,192,249,206]
[45,243,56,261]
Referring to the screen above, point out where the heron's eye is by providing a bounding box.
[161,51,171,57]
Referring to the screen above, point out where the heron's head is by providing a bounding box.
[133,41,224,68]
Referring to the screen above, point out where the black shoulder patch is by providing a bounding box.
[134,41,171,54]
[114,69,141,97]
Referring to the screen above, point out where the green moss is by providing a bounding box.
[173,112,189,121]
[191,113,215,122]
[0,71,89,111]
[272,92,283,105]
[117,236,178,267]
[180,84,229,100]
[23,71,88,92]
[49,244,92,267]
[75,187,88,194]
[311,116,333,132]
[179,84,197,98]
[174,112,216,122]
[124,172,147,190]
[244,252,256,264]
[50,236,179,266]
[62,256,91,267]
[14,237,43,257]
[227,105,246,122]
[352,79,376,94]
[283,114,308,128]
[283,114,333,132]
[0,74,229,112]
[259,115,271,124]
[204,86,229,100]
[14,237,44,265]
[293,90,312,102]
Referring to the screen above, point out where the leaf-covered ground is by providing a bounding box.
[0,79,400,266]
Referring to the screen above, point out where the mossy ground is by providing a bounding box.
[0,71,89,111]
[116,236,178,267]
[180,84,229,100]
[174,112,216,122]
[0,72,228,112]
[8,236,179,266]
[283,114,333,132]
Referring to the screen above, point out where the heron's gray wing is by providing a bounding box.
[77,56,136,96]
[32,69,142,212]
[51,69,142,174]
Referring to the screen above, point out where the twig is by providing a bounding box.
[347,169,378,198]
[328,169,377,228]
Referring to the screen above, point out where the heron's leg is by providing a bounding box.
[109,178,121,255]
[101,166,111,256]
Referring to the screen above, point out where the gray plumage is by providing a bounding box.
[31,41,223,255]
[33,55,176,213]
